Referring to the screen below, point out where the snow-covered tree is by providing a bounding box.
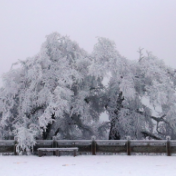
[1,32,176,152]
[0,32,94,149]
[90,38,176,140]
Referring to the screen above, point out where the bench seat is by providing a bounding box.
[37,147,78,157]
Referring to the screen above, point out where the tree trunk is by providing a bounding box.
[42,113,55,139]
[108,92,124,140]
[109,118,120,140]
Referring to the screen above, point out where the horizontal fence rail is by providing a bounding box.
[0,140,17,155]
[0,136,176,156]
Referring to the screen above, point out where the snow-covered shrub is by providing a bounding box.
[13,122,37,154]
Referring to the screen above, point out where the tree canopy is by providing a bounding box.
[0,32,176,151]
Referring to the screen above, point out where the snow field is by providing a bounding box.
[0,155,175,176]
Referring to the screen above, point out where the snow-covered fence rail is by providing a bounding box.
[96,140,126,154]
[57,140,92,154]
[96,138,175,156]
[0,140,17,155]
[33,137,176,156]
[1,136,176,156]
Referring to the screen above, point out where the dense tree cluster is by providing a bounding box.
[0,32,176,151]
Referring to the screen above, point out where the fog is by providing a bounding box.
[0,0,176,85]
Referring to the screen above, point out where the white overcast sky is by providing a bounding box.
[0,0,176,85]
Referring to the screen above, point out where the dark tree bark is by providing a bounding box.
[109,117,120,140]
[43,113,55,139]
[141,131,162,140]
[108,92,124,140]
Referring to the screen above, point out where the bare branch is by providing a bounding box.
[141,131,162,140]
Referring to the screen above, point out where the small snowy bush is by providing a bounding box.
[13,124,37,154]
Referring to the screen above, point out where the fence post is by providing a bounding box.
[166,136,171,156]
[126,136,131,156]
[14,137,18,155]
[91,136,96,155]
[52,136,57,156]
[52,136,57,148]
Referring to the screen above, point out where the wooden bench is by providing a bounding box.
[37,148,78,157]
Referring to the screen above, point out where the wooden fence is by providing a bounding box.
[0,136,176,156]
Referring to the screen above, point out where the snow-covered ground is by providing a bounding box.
[0,155,175,176]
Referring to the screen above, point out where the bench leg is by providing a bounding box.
[38,150,43,157]
[74,150,76,157]
[55,151,59,156]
